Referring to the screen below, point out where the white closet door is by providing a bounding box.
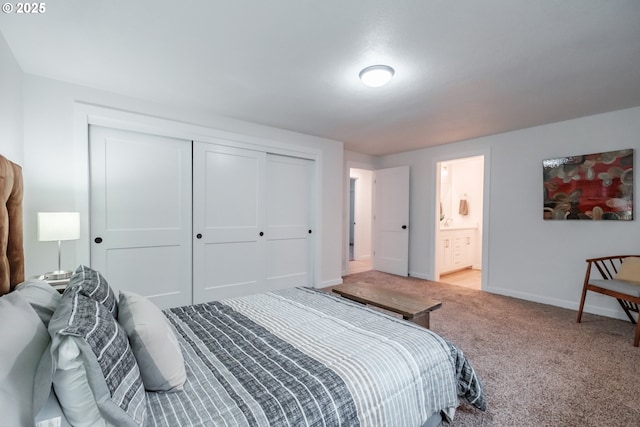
[193,142,265,303]
[89,126,192,309]
[264,154,314,290]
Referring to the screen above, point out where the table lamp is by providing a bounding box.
[37,212,80,280]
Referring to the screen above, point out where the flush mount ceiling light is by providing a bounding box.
[359,65,395,87]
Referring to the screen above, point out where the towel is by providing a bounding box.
[459,199,469,215]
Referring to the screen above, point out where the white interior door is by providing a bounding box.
[192,142,265,303]
[265,154,314,290]
[372,166,410,276]
[89,126,192,309]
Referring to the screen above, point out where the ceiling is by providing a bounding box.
[1,1,640,156]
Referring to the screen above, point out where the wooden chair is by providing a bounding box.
[577,255,640,346]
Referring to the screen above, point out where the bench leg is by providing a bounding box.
[409,313,430,329]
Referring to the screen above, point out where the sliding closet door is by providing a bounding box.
[192,142,265,303]
[193,142,316,302]
[264,154,314,290]
[89,126,192,309]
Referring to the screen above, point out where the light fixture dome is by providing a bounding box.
[359,65,395,87]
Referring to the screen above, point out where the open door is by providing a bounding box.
[372,166,410,276]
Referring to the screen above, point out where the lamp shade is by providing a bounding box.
[37,212,80,242]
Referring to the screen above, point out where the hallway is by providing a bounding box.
[348,258,372,275]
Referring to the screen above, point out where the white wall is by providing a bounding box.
[376,106,640,320]
[22,75,344,289]
[0,32,23,164]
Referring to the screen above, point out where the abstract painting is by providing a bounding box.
[543,149,633,220]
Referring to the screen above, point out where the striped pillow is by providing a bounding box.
[65,265,118,318]
[49,292,147,426]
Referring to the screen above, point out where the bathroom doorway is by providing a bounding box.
[435,156,484,290]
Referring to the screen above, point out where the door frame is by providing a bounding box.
[431,148,491,290]
[343,163,375,275]
[73,103,324,287]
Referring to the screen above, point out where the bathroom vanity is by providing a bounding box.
[439,225,477,274]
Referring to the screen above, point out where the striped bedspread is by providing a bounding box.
[146,287,485,426]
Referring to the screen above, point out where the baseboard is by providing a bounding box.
[408,271,431,281]
[318,277,343,289]
[487,286,629,321]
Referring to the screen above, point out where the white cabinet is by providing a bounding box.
[440,228,475,274]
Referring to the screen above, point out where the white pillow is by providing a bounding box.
[118,290,186,392]
[52,338,105,427]
[15,278,61,326]
[0,292,52,426]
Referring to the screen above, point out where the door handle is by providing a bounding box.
[196,233,202,239]
[94,237,103,244]
[259,231,264,236]
[402,225,407,229]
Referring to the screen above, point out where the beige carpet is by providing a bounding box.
[339,271,640,427]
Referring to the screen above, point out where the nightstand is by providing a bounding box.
[35,275,70,293]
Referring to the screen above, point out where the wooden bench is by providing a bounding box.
[332,282,442,329]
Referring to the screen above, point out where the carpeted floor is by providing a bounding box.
[338,271,640,427]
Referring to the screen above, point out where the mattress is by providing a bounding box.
[145,287,485,426]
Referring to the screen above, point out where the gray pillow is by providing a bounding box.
[118,290,186,392]
[65,265,118,318]
[15,278,62,326]
[49,292,147,426]
[0,292,52,426]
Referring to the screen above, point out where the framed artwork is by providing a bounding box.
[543,149,633,220]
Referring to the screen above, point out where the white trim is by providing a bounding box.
[343,160,376,276]
[318,277,344,289]
[73,102,324,287]
[408,272,430,280]
[487,286,630,321]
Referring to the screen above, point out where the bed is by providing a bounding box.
[0,154,486,427]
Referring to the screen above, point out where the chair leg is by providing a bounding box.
[577,285,588,323]
[616,299,638,324]
[635,322,640,347]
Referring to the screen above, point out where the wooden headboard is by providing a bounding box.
[0,154,24,295]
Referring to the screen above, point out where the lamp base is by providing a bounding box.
[43,270,73,280]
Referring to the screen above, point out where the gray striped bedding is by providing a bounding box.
[146,287,485,426]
